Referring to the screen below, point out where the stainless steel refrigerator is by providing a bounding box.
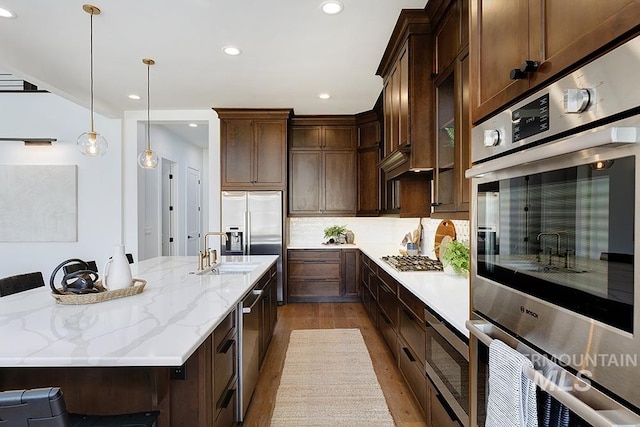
[221,191,284,302]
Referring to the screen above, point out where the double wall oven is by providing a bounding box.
[467,34,640,425]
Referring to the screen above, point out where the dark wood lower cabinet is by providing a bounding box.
[342,249,359,297]
[171,310,237,427]
[287,249,360,302]
[399,336,428,414]
[360,254,378,325]
[376,264,399,360]
[360,250,468,423]
[398,295,428,416]
[378,307,399,361]
[212,311,237,426]
[0,367,170,423]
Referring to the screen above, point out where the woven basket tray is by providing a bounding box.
[51,279,146,305]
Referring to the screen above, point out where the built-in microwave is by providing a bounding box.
[424,307,469,426]
[467,33,640,422]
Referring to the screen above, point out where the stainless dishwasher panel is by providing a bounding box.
[237,289,263,422]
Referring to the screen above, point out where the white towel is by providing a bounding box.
[486,339,538,427]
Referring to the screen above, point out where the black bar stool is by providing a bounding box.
[0,387,159,427]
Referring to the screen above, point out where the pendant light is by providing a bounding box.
[77,4,108,157]
[138,58,158,169]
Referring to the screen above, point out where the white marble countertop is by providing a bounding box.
[0,255,278,368]
[289,243,470,337]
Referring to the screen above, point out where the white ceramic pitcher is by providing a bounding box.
[103,245,133,290]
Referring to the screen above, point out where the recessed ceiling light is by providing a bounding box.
[319,93,331,100]
[189,123,198,128]
[128,94,141,100]
[0,7,16,18]
[320,1,343,15]
[223,46,242,56]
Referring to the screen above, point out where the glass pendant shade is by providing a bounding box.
[77,130,107,157]
[138,147,159,169]
[78,4,107,157]
[138,58,157,169]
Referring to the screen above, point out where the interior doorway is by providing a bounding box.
[161,159,177,256]
[186,167,201,256]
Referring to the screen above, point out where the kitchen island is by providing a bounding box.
[0,255,278,426]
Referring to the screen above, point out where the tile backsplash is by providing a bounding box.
[288,216,469,258]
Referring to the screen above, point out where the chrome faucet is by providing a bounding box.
[536,231,568,266]
[198,232,229,270]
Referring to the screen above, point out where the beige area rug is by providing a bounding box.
[270,328,395,426]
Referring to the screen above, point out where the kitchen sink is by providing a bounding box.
[191,262,261,275]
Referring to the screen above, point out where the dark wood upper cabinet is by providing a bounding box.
[356,110,382,217]
[289,126,322,150]
[214,108,292,190]
[470,0,640,124]
[288,116,357,216]
[289,151,322,213]
[289,123,356,151]
[377,10,435,176]
[426,0,471,219]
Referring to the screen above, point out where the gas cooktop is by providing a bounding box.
[381,255,443,272]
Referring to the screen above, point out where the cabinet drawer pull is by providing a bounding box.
[402,346,416,363]
[379,283,392,293]
[219,339,235,354]
[220,388,235,409]
[380,310,391,325]
[510,59,540,80]
[403,308,417,323]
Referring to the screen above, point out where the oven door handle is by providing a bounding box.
[466,320,640,427]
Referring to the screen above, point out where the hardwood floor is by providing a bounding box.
[242,302,428,427]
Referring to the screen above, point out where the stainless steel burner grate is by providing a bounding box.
[381,255,443,272]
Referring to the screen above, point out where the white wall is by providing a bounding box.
[0,93,220,281]
[0,93,122,279]
[123,109,220,261]
[136,123,207,260]
[288,216,470,258]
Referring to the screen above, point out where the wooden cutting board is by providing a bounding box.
[434,219,457,260]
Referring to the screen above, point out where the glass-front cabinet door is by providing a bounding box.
[433,51,470,218]
[435,71,455,210]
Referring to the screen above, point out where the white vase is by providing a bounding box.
[103,245,133,290]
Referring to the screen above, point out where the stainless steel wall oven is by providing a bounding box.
[467,34,640,425]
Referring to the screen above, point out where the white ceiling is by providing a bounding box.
[0,0,427,122]
[155,121,210,148]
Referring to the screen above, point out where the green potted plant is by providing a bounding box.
[324,225,347,244]
[439,239,470,277]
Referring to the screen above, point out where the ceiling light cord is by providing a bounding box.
[138,58,158,169]
[147,61,150,152]
[77,4,107,157]
[89,10,94,134]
